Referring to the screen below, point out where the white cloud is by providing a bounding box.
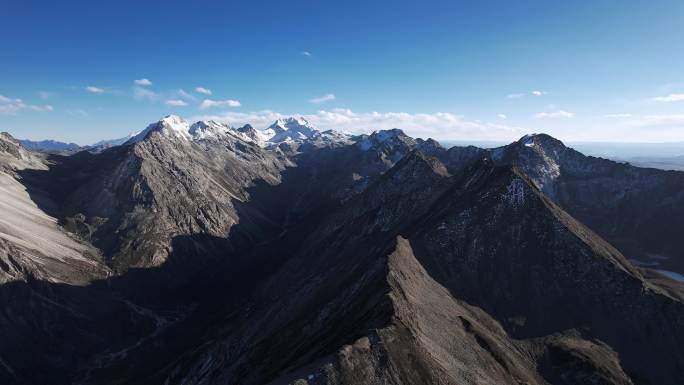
[533,110,575,119]
[30,105,53,112]
[85,86,105,94]
[165,99,188,107]
[191,108,525,141]
[309,93,336,104]
[176,89,197,101]
[133,87,195,103]
[652,94,684,102]
[0,95,25,114]
[507,93,525,99]
[604,113,632,118]
[195,87,212,95]
[508,90,547,99]
[301,51,312,57]
[134,78,152,86]
[0,94,53,115]
[199,99,241,109]
[133,86,158,101]
[497,114,507,119]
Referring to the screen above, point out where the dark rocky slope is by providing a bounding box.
[487,134,684,274]
[2,122,684,385]
[91,156,683,385]
[18,117,291,272]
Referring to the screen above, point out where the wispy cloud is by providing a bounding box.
[533,110,574,119]
[176,89,197,101]
[301,51,312,57]
[133,87,195,104]
[29,105,53,112]
[507,93,525,99]
[195,87,212,95]
[133,86,158,101]
[497,114,507,119]
[134,78,152,86]
[309,93,336,104]
[0,94,53,115]
[652,94,684,103]
[165,99,188,107]
[192,108,525,141]
[508,90,547,99]
[604,113,632,118]
[66,109,88,117]
[85,86,105,94]
[199,99,241,109]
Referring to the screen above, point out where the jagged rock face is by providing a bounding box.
[490,134,684,271]
[0,133,136,385]
[0,133,108,285]
[407,165,683,384]
[357,129,418,164]
[0,132,47,171]
[263,117,319,144]
[236,123,267,145]
[24,128,290,271]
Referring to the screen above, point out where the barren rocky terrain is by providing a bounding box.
[1,117,684,385]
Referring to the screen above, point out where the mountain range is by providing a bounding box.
[1,115,684,385]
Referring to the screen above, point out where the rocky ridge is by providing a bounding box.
[1,118,684,384]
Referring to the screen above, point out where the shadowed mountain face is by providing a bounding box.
[1,119,684,385]
[484,134,684,273]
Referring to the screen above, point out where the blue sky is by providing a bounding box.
[1,0,684,144]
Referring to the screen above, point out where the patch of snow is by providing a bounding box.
[127,115,191,143]
[503,178,526,206]
[357,129,407,152]
[189,120,230,140]
[265,117,319,144]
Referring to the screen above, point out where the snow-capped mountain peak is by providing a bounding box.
[263,117,319,143]
[237,124,268,145]
[158,115,192,140]
[517,133,566,152]
[189,120,230,140]
[358,128,415,151]
[374,128,407,142]
[127,115,191,144]
[109,115,347,150]
[271,117,315,131]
